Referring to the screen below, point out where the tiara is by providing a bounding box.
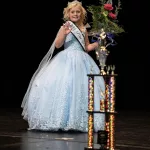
[68,0,82,6]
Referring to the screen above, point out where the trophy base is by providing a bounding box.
[84,148,100,150]
[100,69,106,75]
[84,147,107,150]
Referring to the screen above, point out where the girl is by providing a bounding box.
[21,0,105,132]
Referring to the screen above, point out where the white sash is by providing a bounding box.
[68,21,86,51]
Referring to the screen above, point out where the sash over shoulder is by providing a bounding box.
[68,21,86,51]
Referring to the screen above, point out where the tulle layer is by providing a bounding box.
[22,49,105,132]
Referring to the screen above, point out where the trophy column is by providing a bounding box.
[84,74,117,150]
[104,76,117,149]
[87,76,95,148]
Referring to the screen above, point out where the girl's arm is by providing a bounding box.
[55,22,72,49]
[85,30,99,52]
[55,26,67,49]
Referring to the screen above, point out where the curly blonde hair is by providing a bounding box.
[63,1,87,25]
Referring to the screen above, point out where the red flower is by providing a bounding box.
[104,4,113,11]
[109,12,117,19]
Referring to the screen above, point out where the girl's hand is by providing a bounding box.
[62,21,72,35]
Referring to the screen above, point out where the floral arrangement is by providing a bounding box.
[87,0,125,74]
[87,0,125,36]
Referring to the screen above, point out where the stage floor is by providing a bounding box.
[0,108,150,150]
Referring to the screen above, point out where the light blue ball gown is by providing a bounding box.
[21,30,105,132]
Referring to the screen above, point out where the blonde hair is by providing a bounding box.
[63,1,87,25]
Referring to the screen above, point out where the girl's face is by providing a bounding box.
[68,6,81,23]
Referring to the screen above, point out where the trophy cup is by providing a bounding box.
[95,28,109,75]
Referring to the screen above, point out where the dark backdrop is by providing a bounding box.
[2,0,148,111]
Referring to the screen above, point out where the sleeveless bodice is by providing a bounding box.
[64,32,85,52]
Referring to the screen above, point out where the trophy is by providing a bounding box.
[95,28,109,75]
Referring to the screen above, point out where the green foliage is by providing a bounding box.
[87,0,125,35]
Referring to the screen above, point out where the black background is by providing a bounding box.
[2,0,149,111]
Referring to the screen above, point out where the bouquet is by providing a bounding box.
[87,0,125,74]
